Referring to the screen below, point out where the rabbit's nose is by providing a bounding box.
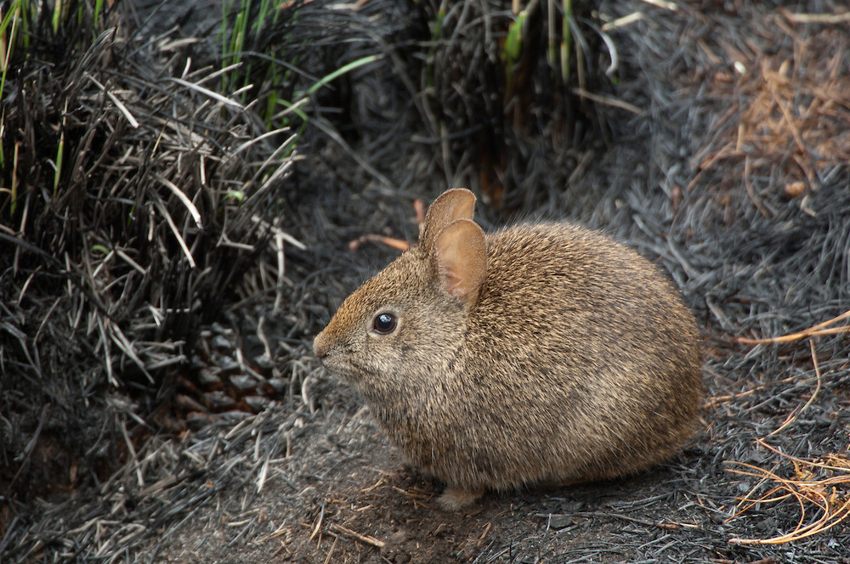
[313,332,328,360]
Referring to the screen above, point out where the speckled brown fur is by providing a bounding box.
[313,189,702,510]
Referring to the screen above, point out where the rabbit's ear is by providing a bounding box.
[419,189,476,251]
[432,219,487,301]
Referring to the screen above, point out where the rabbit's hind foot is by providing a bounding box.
[437,487,484,511]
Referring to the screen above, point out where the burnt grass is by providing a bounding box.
[1,0,849,563]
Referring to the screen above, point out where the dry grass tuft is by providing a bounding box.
[0,0,297,504]
[726,438,850,545]
[690,16,850,203]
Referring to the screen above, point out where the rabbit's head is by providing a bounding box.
[313,189,486,399]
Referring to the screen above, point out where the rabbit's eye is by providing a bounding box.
[372,313,397,334]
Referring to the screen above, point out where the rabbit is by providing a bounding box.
[313,188,703,511]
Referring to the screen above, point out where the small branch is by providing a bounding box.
[330,524,386,548]
[779,8,850,24]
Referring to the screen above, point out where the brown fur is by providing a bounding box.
[313,189,702,510]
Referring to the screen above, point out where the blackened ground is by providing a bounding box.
[2,0,849,563]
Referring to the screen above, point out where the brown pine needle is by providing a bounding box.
[348,233,411,252]
[735,308,850,344]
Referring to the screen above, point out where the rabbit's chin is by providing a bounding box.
[318,359,364,386]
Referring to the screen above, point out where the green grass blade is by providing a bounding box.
[255,0,272,39]
[426,7,445,90]
[9,141,18,214]
[0,1,22,172]
[503,11,527,94]
[561,0,572,83]
[297,54,380,99]
[54,129,65,196]
[52,0,63,33]
[94,0,105,27]
[276,99,310,154]
[221,0,234,89]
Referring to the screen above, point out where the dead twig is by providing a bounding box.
[330,524,386,549]
[779,8,850,25]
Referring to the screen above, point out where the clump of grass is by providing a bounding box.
[1,0,110,210]
[421,0,615,207]
[218,0,380,165]
[0,0,300,513]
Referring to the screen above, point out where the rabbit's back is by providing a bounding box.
[416,223,702,490]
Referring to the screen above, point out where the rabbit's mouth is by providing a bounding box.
[319,355,381,390]
[314,333,365,382]
[314,352,356,381]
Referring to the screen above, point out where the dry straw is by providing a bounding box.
[727,437,850,545]
[727,338,849,545]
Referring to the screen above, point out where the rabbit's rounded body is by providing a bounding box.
[314,190,702,510]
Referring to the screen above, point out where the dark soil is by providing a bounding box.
[151,407,715,564]
[2,0,849,563]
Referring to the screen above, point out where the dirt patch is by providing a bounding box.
[150,402,718,564]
